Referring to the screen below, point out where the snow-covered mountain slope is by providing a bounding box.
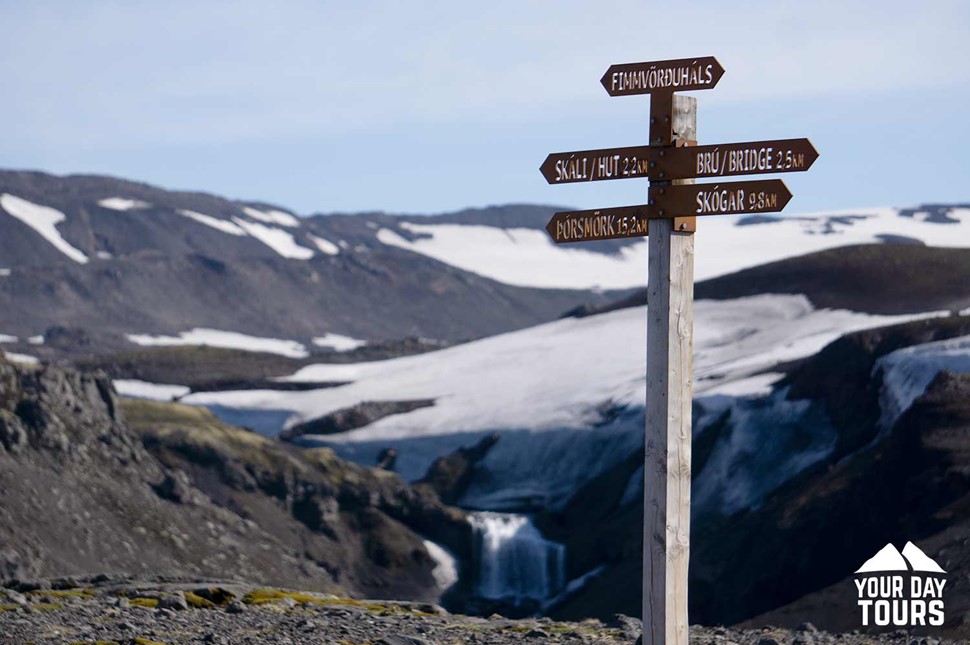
[0,173,626,352]
[180,295,942,510]
[373,206,970,290]
[0,170,967,356]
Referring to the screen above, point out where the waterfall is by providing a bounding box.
[468,511,566,605]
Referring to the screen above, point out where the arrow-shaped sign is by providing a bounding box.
[545,205,650,244]
[540,139,817,185]
[540,145,652,185]
[649,179,792,218]
[657,138,818,180]
[601,57,725,97]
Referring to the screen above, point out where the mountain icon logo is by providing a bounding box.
[854,542,946,628]
[855,542,947,574]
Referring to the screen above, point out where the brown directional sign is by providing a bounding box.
[601,57,724,96]
[540,145,652,184]
[658,138,818,180]
[545,205,650,244]
[649,179,792,218]
[540,138,816,185]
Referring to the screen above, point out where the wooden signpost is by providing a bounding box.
[540,57,816,645]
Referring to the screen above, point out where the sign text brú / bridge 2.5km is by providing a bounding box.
[540,138,817,185]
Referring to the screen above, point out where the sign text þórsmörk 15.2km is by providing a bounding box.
[544,205,650,244]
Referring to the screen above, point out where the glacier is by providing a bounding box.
[180,295,938,514]
[875,333,970,431]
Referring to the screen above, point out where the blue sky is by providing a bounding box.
[0,1,967,216]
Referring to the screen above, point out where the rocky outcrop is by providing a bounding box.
[415,433,500,505]
[280,399,436,441]
[781,314,970,458]
[0,352,469,604]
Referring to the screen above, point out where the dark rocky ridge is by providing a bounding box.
[565,244,970,319]
[741,369,970,635]
[0,170,626,356]
[71,338,453,393]
[0,351,469,604]
[281,399,437,441]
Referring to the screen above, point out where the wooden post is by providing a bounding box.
[643,93,696,645]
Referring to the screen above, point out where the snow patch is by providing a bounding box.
[423,540,459,591]
[378,224,646,290]
[308,233,340,256]
[312,333,367,352]
[0,194,88,264]
[0,334,17,343]
[114,379,191,401]
[3,352,38,365]
[232,218,314,259]
[126,328,309,359]
[96,251,113,260]
[875,334,970,430]
[178,210,247,236]
[376,208,970,290]
[27,335,44,345]
[242,206,300,228]
[0,269,9,277]
[98,197,149,211]
[224,295,931,443]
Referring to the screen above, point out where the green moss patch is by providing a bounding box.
[184,591,216,609]
[242,589,412,615]
[28,588,95,599]
[129,597,159,608]
[31,601,64,611]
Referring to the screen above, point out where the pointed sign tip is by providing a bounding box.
[539,155,558,184]
[599,69,612,94]
[544,214,558,237]
[778,180,794,209]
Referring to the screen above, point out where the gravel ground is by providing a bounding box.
[0,580,964,645]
